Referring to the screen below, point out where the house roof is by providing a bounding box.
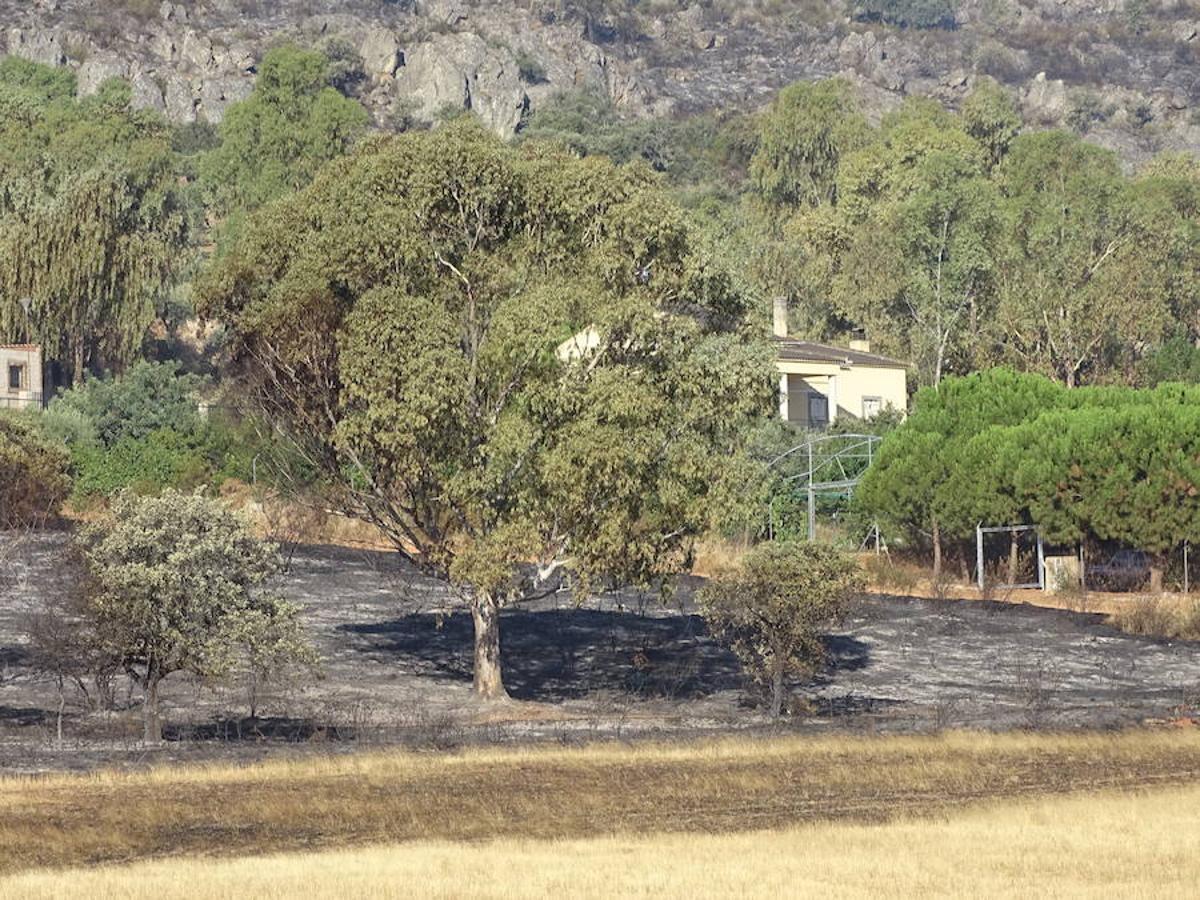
[0,344,39,352]
[774,337,908,369]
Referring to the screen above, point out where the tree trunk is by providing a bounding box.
[770,663,784,719]
[471,593,508,700]
[143,674,163,743]
[1008,531,1020,586]
[72,339,86,388]
[931,518,943,584]
[1149,562,1165,595]
[55,678,65,746]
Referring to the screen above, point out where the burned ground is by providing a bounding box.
[1,533,1199,772]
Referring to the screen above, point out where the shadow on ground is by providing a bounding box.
[164,716,352,743]
[342,608,872,703]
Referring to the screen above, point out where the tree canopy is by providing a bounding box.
[199,119,775,697]
[198,44,369,226]
[857,369,1200,589]
[78,489,312,741]
[0,65,188,383]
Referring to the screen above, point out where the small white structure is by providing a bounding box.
[773,299,907,428]
[0,344,45,411]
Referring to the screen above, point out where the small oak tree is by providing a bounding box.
[77,489,315,742]
[699,541,864,718]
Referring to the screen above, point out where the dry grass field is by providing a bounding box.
[8,782,1200,899]
[1,729,1200,895]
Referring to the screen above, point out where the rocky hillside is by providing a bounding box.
[5,0,1200,163]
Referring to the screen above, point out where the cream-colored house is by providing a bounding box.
[0,344,45,411]
[773,301,907,428]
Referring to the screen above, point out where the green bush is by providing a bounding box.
[699,541,864,716]
[0,414,71,526]
[50,361,205,447]
[856,0,958,29]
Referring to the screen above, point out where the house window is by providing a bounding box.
[863,396,882,419]
[807,393,829,428]
[7,364,23,392]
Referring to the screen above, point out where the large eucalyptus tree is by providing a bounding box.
[200,120,775,698]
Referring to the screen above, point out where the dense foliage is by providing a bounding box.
[0,413,71,526]
[198,45,368,241]
[78,489,314,741]
[41,361,255,500]
[0,61,188,384]
[199,118,775,697]
[857,369,1200,588]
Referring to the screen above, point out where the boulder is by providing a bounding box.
[159,1,187,22]
[393,32,527,137]
[198,76,254,123]
[130,72,167,112]
[416,0,468,27]
[361,27,401,79]
[6,27,66,67]
[164,74,198,124]
[77,54,129,96]
[1024,71,1068,124]
[181,30,217,72]
[838,31,883,74]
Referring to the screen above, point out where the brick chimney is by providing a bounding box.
[849,328,870,353]
[772,297,788,338]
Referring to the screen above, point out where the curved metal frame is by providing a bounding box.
[767,433,882,541]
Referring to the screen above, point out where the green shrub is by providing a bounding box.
[51,361,205,447]
[0,414,71,526]
[70,428,211,498]
[699,541,864,716]
[856,0,958,29]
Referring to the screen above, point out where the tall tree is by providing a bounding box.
[994,132,1170,387]
[198,44,368,227]
[0,69,187,383]
[832,100,995,383]
[960,77,1022,169]
[835,152,998,384]
[750,79,871,209]
[199,120,774,699]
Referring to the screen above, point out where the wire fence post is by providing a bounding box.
[976,524,985,590]
[806,441,815,542]
[1036,532,1046,591]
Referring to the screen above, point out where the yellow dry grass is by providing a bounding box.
[2,730,1200,879]
[6,781,1200,898]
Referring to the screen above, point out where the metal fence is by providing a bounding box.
[0,393,44,410]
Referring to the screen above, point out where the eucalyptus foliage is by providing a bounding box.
[199,44,369,225]
[200,119,775,697]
